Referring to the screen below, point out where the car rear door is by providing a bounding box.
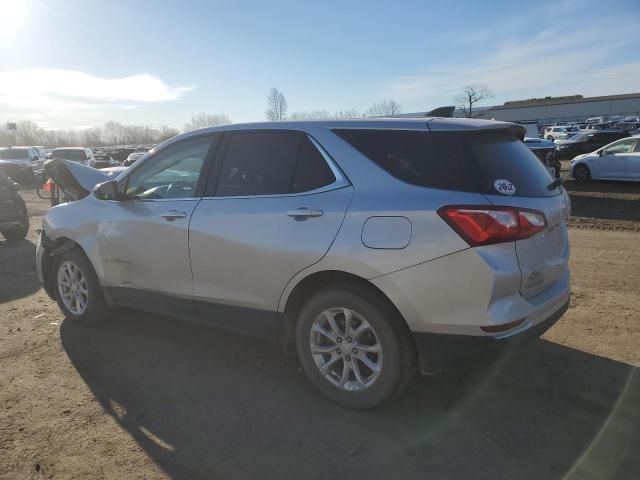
[188,130,353,336]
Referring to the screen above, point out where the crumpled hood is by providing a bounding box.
[44,158,126,200]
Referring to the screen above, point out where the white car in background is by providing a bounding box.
[570,136,640,182]
[543,126,579,141]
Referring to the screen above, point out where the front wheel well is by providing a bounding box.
[41,236,83,298]
[281,270,412,346]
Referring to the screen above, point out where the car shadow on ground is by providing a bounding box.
[0,238,41,303]
[61,311,639,480]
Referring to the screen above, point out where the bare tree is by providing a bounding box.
[183,112,232,132]
[265,88,288,121]
[364,100,402,117]
[157,125,180,142]
[455,84,492,118]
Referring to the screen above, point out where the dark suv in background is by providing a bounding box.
[556,130,629,159]
[0,171,29,242]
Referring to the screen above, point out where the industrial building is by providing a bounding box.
[477,93,640,125]
[401,92,640,128]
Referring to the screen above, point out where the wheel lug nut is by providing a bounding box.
[336,337,342,343]
[352,348,357,354]
[346,337,352,343]
[336,348,342,355]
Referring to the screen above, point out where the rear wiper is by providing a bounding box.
[547,177,564,191]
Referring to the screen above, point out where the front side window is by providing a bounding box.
[604,139,636,155]
[213,132,336,197]
[124,135,214,199]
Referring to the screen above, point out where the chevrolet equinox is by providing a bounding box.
[37,118,571,408]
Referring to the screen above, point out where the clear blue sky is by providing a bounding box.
[1,0,639,129]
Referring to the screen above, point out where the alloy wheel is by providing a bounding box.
[57,260,89,315]
[309,307,383,391]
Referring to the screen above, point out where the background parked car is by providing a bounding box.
[582,122,614,131]
[30,146,47,171]
[524,137,560,178]
[0,170,29,241]
[123,151,147,166]
[0,146,41,184]
[50,147,94,165]
[544,126,571,141]
[570,136,640,182]
[89,153,120,169]
[555,130,629,159]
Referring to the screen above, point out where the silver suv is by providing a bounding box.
[36,118,571,408]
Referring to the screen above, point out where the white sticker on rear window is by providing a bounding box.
[494,179,516,195]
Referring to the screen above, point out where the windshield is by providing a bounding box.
[0,148,30,159]
[52,149,87,161]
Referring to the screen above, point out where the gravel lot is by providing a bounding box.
[1,187,639,480]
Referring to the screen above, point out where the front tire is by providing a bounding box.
[54,248,111,326]
[574,164,591,183]
[295,286,416,409]
[1,202,29,242]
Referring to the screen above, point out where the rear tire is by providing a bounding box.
[53,248,111,326]
[295,285,416,409]
[574,164,591,183]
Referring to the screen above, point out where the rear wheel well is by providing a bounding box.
[281,270,412,346]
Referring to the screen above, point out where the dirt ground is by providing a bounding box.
[1,186,639,480]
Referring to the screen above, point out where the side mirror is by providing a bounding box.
[598,149,604,156]
[94,180,119,201]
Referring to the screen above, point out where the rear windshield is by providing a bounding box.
[333,129,558,197]
[0,148,29,159]
[52,149,87,161]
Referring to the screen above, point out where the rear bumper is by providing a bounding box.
[413,298,569,373]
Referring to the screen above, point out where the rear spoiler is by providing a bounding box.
[425,106,456,118]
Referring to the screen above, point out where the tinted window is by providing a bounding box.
[291,138,336,193]
[125,135,214,199]
[334,129,557,197]
[52,149,87,161]
[604,139,636,155]
[216,132,302,196]
[0,148,30,159]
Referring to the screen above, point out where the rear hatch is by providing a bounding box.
[468,133,570,298]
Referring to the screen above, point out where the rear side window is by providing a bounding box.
[334,129,557,197]
[291,139,335,193]
[214,132,337,196]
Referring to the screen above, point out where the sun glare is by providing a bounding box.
[0,0,29,39]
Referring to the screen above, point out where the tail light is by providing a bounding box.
[438,205,547,246]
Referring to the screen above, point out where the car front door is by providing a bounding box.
[626,139,640,180]
[188,130,354,338]
[97,134,218,318]
[596,138,635,179]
